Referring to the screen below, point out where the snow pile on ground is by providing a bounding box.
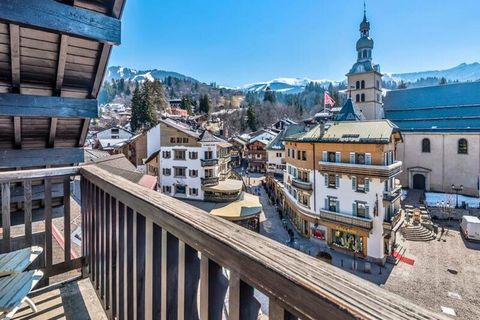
[425,192,480,208]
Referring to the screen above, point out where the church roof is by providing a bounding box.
[334,98,365,121]
[384,82,480,132]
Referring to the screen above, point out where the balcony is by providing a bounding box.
[0,165,445,320]
[384,209,404,232]
[200,158,219,167]
[201,176,219,186]
[383,186,402,202]
[291,178,313,191]
[319,209,373,230]
[319,160,403,178]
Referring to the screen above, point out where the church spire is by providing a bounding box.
[360,0,370,37]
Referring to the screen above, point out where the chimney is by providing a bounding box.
[320,121,325,138]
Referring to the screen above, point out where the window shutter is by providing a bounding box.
[350,152,355,164]
[365,153,372,165]
[324,198,328,210]
[384,152,388,165]
[324,174,328,186]
[322,151,327,162]
[336,200,340,213]
[335,152,341,163]
[335,175,340,188]
[352,203,357,216]
[352,176,357,190]
[365,205,370,217]
[389,151,394,163]
[365,178,370,192]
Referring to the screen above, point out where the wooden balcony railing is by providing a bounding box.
[0,165,447,320]
[200,158,218,167]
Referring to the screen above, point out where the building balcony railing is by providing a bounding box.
[319,209,373,230]
[318,160,403,178]
[384,209,404,232]
[0,165,446,320]
[201,176,220,186]
[383,186,402,202]
[201,158,219,167]
[291,178,313,191]
[204,192,241,202]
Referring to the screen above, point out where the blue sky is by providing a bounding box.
[109,0,480,87]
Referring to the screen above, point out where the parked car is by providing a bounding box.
[460,215,480,241]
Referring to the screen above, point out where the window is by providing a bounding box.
[356,94,360,102]
[301,151,307,161]
[174,167,186,177]
[376,80,380,89]
[361,80,365,89]
[291,150,295,159]
[297,151,301,160]
[327,197,339,212]
[175,185,186,194]
[377,94,381,102]
[458,139,468,154]
[162,168,171,176]
[356,153,365,164]
[422,138,431,153]
[189,188,198,196]
[327,174,337,188]
[174,150,186,160]
[356,81,360,89]
[287,149,291,157]
[297,171,309,182]
[189,151,198,159]
[276,152,282,157]
[111,128,119,134]
[162,186,171,193]
[361,93,365,102]
[170,137,176,143]
[189,169,198,177]
[162,151,171,159]
[353,176,369,192]
[183,137,189,143]
[204,151,213,159]
[205,169,214,177]
[354,201,369,218]
[327,152,336,163]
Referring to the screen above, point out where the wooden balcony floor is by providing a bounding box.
[14,278,106,320]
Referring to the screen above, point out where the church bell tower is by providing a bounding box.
[346,2,383,120]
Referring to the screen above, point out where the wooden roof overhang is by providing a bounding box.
[0,0,125,169]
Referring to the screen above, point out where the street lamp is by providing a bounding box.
[451,184,464,208]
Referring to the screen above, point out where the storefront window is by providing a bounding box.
[332,230,363,254]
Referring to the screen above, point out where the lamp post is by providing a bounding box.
[451,184,463,208]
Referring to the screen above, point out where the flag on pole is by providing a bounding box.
[324,92,336,107]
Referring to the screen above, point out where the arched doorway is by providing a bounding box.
[413,174,426,190]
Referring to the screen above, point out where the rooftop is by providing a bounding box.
[384,82,480,132]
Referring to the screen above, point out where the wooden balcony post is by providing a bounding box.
[1,182,10,253]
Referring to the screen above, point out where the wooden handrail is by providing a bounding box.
[80,165,447,320]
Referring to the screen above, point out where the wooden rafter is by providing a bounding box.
[55,35,69,94]
[0,0,121,45]
[90,43,112,98]
[78,118,90,147]
[9,24,20,92]
[48,118,58,147]
[0,93,98,118]
[13,116,21,147]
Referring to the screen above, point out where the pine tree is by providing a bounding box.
[142,81,159,129]
[397,80,407,89]
[150,80,170,112]
[439,77,447,85]
[247,104,257,131]
[199,94,211,114]
[130,81,158,132]
[263,86,276,104]
[130,85,143,132]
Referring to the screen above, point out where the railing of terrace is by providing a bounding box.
[0,165,448,320]
[80,165,447,320]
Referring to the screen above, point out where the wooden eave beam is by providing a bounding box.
[78,118,90,147]
[55,35,69,94]
[0,93,98,118]
[48,118,58,147]
[0,148,84,168]
[13,116,21,148]
[0,0,121,45]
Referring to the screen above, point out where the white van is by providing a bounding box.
[460,216,480,241]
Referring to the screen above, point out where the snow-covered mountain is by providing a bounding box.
[241,78,338,94]
[105,66,197,83]
[385,62,480,83]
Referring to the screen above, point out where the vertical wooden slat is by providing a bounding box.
[44,178,52,283]
[126,207,133,319]
[1,183,11,253]
[100,190,105,299]
[111,196,118,318]
[166,232,179,320]
[183,244,200,320]
[152,224,162,320]
[118,202,125,320]
[80,178,87,277]
[13,117,21,147]
[95,184,100,288]
[132,210,137,319]
[24,180,32,247]
[136,213,146,320]
[144,218,153,320]
[9,24,20,90]
[199,255,209,320]
[105,193,111,313]
[160,229,167,320]
[228,271,240,320]
[269,299,298,320]
[63,177,71,262]
[177,241,186,320]
[207,259,229,320]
